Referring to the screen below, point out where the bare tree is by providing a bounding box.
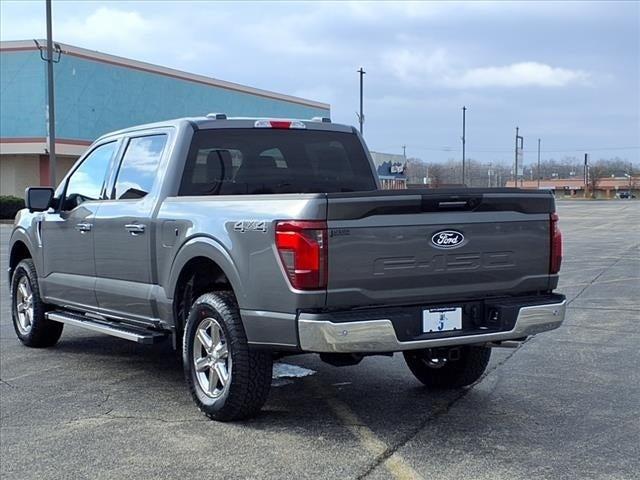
[403,156,637,190]
[587,162,608,198]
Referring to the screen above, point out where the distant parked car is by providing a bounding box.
[616,191,636,199]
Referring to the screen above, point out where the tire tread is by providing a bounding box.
[183,291,272,421]
[404,346,491,388]
[11,259,63,348]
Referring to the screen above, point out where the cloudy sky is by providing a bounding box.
[2,1,638,165]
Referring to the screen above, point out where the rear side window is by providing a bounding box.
[179,129,377,195]
[113,135,167,199]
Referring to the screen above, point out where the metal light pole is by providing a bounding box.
[357,67,365,135]
[537,138,541,189]
[514,127,517,184]
[45,0,57,186]
[461,106,466,185]
[584,153,589,197]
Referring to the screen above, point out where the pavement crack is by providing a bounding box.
[103,412,204,424]
[0,378,15,388]
[96,393,111,408]
[567,306,639,313]
[357,343,526,479]
[567,244,639,306]
[355,388,468,480]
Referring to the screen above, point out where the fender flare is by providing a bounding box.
[166,236,245,306]
[8,227,39,277]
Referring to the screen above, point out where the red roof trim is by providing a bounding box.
[0,137,92,146]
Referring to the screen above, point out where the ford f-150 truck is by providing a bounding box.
[9,115,565,421]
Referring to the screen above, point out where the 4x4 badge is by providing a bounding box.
[233,220,267,233]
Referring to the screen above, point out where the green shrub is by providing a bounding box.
[0,195,25,219]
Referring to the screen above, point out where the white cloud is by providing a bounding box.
[0,0,634,165]
[381,48,450,84]
[55,7,158,52]
[345,1,442,21]
[235,11,331,56]
[382,49,591,89]
[447,62,591,88]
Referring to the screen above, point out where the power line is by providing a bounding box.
[378,145,640,154]
[471,146,640,154]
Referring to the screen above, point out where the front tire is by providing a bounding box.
[404,346,491,388]
[182,292,272,421]
[11,259,63,348]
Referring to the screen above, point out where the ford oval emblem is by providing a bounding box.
[431,230,465,249]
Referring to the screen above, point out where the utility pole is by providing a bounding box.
[45,0,57,186]
[357,67,365,135]
[514,127,523,187]
[488,162,492,188]
[537,138,541,189]
[461,106,466,185]
[584,153,588,185]
[402,145,406,159]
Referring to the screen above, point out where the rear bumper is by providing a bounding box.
[298,295,566,353]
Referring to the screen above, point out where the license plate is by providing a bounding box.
[423,307,462,333]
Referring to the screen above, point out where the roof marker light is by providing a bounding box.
[254,120,306,129]
[311,116,331,123]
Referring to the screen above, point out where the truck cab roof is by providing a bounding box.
[95,115,354,143]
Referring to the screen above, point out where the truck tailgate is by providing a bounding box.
[325,189,554,308]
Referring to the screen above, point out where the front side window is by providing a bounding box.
[63,141,117,210]
[113,135,167,199]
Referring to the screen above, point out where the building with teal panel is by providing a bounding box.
[0,40,330,196]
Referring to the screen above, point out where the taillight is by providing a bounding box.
[550,212,562,274]
[275,221,328,290]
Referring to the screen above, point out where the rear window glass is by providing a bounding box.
[179,129,377,195]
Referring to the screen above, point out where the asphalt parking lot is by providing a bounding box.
[1,201,638,480]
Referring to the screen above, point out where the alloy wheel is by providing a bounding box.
[193,317,231,398]
[15,276,34,335]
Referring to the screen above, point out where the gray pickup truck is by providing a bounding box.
[9,115,565,421]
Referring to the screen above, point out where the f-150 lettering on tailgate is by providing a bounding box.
[373,251,515,276]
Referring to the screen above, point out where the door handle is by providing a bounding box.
[75,223,92,233]
[125,224,146,235]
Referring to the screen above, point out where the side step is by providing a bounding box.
[46,311,169,345]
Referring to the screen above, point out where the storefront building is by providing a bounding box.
[0,40,330,196]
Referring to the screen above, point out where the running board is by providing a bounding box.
[46,311,169,345]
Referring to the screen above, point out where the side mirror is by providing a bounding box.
[25,187,54,212]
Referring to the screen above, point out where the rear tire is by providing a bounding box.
[182,292,272,421]
[11,259,63,348]
[403,346,491,388]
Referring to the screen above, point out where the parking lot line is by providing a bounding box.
[312,379,423,480]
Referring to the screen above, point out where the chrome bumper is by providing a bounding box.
[298,299,566,353]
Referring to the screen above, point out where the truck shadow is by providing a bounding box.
[53,334,467,435]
